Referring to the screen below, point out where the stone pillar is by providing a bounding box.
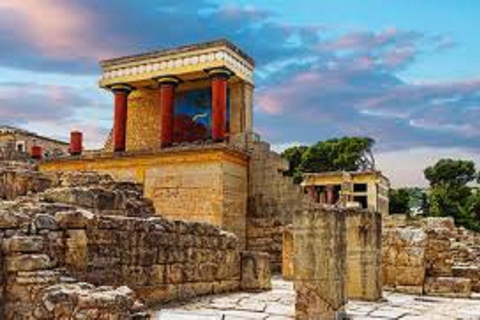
[346,209,382,301]
[241,251,271,291]
[293,206,347,320]
[30,146,42,160]
[156,77,180,147]
[326,184,335,205]
[111,84,133,152]
[208,68,232,142]
[70,131,83,156]
[282,227,294,280]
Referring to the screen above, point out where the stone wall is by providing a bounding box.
[39,147,249,247]
[247,141,312,272]
[383,215,480,298]
[0,166,263,318]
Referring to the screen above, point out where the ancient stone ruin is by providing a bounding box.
[9,39,480,319]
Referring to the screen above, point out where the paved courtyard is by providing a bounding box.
[155,277,480,319]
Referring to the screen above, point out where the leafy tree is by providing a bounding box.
[424,159,480,231]
[300,137,375,173]
[389,188,411,214]
[282,137,375,183]
[424,159,476,187]
[281,145,308,183]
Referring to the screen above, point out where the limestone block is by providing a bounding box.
[293,207,347,319]
[6,254,54,272]
[424,277,471,298]
[241,251,271,291]
[56,209,94,229]
[0,211,30,229]
[282,228,294,281]
[3,236,44,253]
[33,213,59,230]
[295,281,346,320]
[452,265,479,282]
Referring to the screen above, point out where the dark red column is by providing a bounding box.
[208,68,232,142]
[326,184,335,205]
[31,145,42,160]
[156,77,180,147]
[111,84,133,152]
[70,131,83,156]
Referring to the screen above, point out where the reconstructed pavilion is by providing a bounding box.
[41,40,256,247]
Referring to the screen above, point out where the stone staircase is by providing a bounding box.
[247,141,314,272]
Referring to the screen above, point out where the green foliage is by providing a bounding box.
[389,188,411,214]
[424,159,480,231]
[281,145,308,184]
[281,137,375,183]
[389,187,428,216]
[424,159,476,187]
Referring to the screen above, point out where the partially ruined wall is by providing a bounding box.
[248,141,311,272]
[39,147,249,247]
[383,215,480,298]
[346,209,382,301]
[0,167,256,318]
[293,206,347,320]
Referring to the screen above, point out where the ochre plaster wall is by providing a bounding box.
[39,149,248,246]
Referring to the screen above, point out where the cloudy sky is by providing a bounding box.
[0,0,479,187]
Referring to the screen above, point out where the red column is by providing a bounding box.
[208,68,232,142]
[156,77,180,147]
[326,184,335,205]
[111,84,133,152]
[308,186,317,202]
[70,131,83,156]
[31,145,42,160]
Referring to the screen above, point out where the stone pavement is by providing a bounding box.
[154,276,480,319]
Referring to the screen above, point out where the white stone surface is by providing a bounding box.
[154,277,480,319]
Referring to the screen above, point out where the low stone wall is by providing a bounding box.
[383,216,480,298]
[0,166,270,318]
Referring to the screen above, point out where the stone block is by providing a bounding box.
[293,207,347,319]
[241,251,271,291]
[56,209,93,229]
[6,254,54,272]
[3,236,44,253]
[424,277,471,298]
[295,281,346,320]
[452,265,479,282]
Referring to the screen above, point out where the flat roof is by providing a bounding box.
[100,39,255,68]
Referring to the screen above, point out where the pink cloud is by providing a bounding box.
[0,0,116,59]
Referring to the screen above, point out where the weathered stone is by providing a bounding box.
[3,236,44,253]
[424,277,471,298]
[56,209,94,229]
[293,207,347,319]
[241,251,271,292]
[34,213,59,230]
[6,254,54,272]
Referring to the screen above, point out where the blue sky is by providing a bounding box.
[0,0,479,186]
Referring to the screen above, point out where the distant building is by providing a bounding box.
[0,125,69,158]
[301,171,390,216]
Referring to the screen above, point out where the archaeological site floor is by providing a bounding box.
[154,276,480,320]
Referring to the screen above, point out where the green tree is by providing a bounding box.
[281,145,308,183]
[389,188,411,214]
[424,159,476,187]
[282,137,375,184]
[300,137,375,173]
[424,159,479,231]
